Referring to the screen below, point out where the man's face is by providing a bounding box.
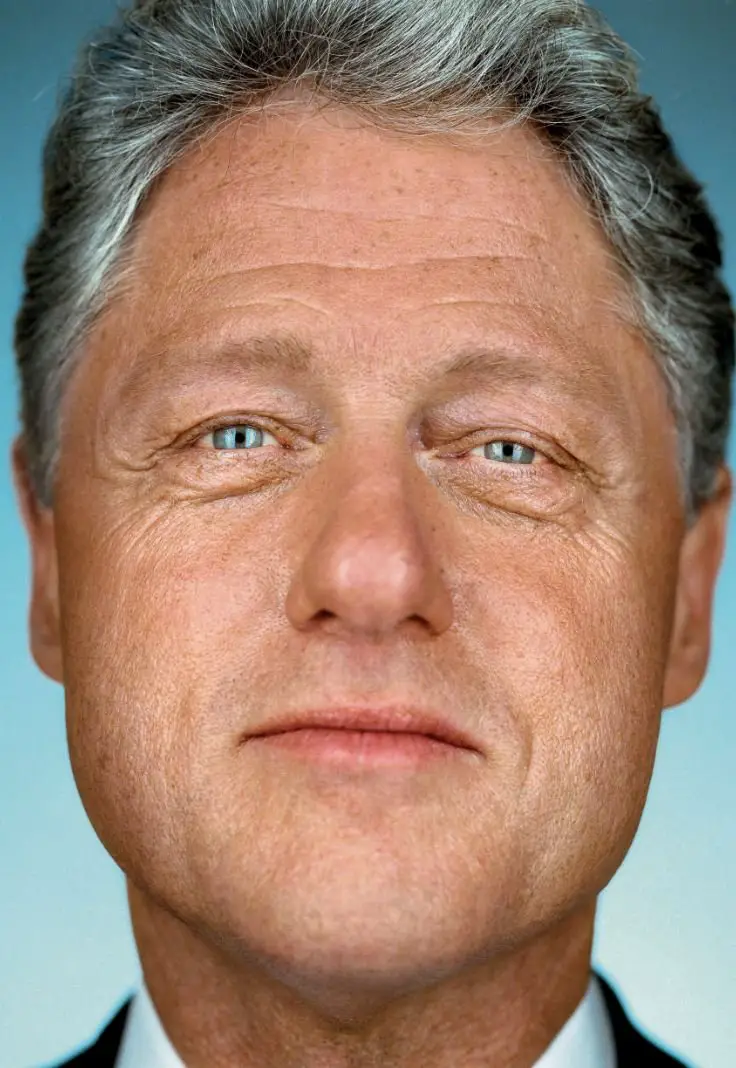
[13,98,731,1007]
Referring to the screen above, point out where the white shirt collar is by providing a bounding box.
[115,974,185,1068]
[115,970,616,1068]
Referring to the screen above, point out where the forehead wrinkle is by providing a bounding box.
[229,197,551,236]
[172,258,544,295]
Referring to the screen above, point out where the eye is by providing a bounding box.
[192,423,542,469]
[468,440,539,466]
[199,423,281,451]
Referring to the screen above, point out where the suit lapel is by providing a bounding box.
[52,997,132,1067]
[595,972,692,1067]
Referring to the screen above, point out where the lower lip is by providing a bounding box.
[250,728,464,768]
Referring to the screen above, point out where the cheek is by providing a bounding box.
[554,548,667,762]
[56,512,192,880]
[62,604,183,883]
[507,540,672,896]
[56,502,274,878]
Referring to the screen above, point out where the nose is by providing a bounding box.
[284,441,454,641]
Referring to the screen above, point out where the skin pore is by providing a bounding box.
[11,89,732,1067]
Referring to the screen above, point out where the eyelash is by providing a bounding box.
[191,419,548,471]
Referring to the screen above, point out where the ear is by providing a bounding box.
[10,434,64,684]
[662,464,733,709]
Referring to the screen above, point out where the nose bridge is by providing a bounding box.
[324,397,439,523]
[316,426,431,576]
[285,424,454,638]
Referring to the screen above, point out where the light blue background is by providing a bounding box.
[1,2,734,1066]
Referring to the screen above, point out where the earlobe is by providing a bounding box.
[662,465,733,710]
[10,435,65,685]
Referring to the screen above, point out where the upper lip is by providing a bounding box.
[247,706,479,752]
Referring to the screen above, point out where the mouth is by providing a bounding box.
[248,727,471,769]
[245,706,481,770]
[249,706,479,751]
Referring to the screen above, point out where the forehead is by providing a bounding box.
[121,104,630,336]
[77,99,674,464]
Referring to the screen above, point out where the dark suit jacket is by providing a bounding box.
[41,972,694,1067]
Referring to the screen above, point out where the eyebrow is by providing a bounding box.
[111,329,629,446]
[120,329,621,398]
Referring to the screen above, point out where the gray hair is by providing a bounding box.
[14,0,734,528]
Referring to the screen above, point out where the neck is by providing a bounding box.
[127,880,597,1068]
